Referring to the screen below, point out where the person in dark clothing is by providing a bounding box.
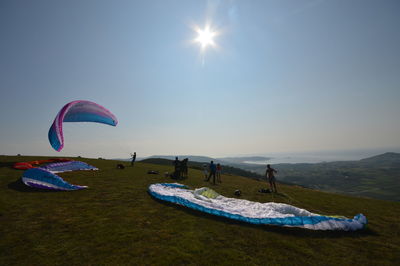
[266,164,278,193]
[205,161,217,185]
[181,158,188,179]
[131,152,136,167]
[173,157,180,178]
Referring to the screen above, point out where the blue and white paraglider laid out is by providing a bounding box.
[21,161,97,191]
[148,183,367,231]
[39,160,98,173]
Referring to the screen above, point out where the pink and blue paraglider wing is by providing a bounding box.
[48,100,118,151]
[40,161,98,173]
[22,168,88,191]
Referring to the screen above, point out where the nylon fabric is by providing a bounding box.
[148,183,367,231]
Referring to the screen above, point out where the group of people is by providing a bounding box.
[203,161,222,185]
[133,151,277,193]
[172,157,188,179]
[203,161,277,192]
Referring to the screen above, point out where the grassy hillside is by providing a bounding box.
[1,155,399,265]
[242,153,400,201]
[275,153,400,201]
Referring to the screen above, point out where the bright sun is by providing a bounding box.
[194,25,217,51]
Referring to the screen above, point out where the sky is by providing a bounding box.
[0,0,399,159]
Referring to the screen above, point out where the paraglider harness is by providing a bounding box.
[258,188,271,193]
[234,190,241,196]
[116,164,125,169]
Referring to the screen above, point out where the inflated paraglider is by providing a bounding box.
[148,183,367,231]
[48,100,118,151]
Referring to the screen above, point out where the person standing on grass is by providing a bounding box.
[203,164,209,179]
[131,152,136,167]
[266,164,278,193]
[173,157,180,178]
[205,161,217,185]
[216,163,222,183]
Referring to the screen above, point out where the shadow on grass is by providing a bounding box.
[7,179,59,193]
[0,161,16,168]
[150,196,378,239]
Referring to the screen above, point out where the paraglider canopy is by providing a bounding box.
[48,100,118,151]
[13,158,72,170]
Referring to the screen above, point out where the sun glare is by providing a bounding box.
[194,25,217,51]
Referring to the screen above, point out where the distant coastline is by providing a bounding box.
[256,147,400,165]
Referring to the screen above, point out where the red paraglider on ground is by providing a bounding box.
[13,158,72,170]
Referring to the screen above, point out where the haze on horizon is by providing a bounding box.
[1,0,399,159]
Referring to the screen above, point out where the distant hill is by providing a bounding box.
[147,155,218,163]
[217,156,271,164]
[358,152,400,167]
[138,155,272,171]
[140,158,264,179]
[271,152,400,201]
[136,155,271,165]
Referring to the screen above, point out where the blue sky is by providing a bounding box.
[0,0,399,158]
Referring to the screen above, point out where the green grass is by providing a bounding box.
[1,155,399,265]
[259,153,400,201]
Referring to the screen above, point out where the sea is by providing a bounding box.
[242,147,400,165]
